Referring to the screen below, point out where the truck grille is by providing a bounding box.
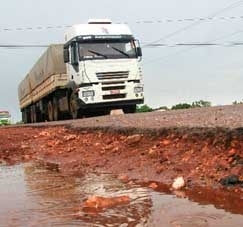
[96,71,129,80]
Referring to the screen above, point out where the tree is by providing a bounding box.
[171,103,191,110]
[171,100,211,110]
[191,100,211,108]
[136,104,153,112]
[233,100,243,105]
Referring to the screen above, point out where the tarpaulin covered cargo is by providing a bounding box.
[18,44,66,102]
[18,74,31,101]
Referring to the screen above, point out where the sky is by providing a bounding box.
[1,0,243,122]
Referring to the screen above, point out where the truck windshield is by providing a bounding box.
[78,40,137,60]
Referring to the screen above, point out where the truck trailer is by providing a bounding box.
[18,19,144,123]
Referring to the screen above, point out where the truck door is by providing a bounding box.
[69,42,82,85]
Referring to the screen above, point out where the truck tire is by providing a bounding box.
[22,109,30,124]
[53,97,59,121]
[48,101,54,121]
[69,93,81,119]
[22,112,26,124]
[30,105,37,123]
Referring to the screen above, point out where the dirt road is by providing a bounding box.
[1,104,243,202]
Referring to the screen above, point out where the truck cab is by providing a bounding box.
[63,19,144,117]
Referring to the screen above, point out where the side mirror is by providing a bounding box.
[63,48,70,63]
[136,47,142,57]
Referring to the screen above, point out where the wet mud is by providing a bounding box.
[1,163,243,226]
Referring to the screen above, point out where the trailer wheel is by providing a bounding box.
[48,101,54,121]
[22,109,30,124]
[53,97,59,121]
[30,105,37,123]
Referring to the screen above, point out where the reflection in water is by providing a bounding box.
[185,187,243,215]
[148,191,243,227]
[0,163,243,227]
[0,163,152,226]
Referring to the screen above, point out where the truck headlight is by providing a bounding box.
[134,87,143,93]
[82,90,95,97]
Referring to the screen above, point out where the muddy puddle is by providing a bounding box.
[0,163,243,227]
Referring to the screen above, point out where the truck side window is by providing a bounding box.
[71,43,79,65]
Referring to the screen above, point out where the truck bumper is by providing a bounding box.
[78,98,144,110]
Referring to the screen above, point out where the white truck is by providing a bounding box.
[18,19,144,123]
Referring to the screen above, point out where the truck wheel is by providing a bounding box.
[26,108,31,123]
[22,112,26,124]
[48,101,54,121]
[30,105,37,123]
[53,97,59,121]
[69,93,80,119]
[22,109,29,124]
[32,111,37,123]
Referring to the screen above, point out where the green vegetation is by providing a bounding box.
[232,100,243,105]
[172,100,211,110]
[136,100,212,112]
[136,99,243,113]
[191,100,211,108]
[171,103,191,110]
[136,104,153,113]
[0,111,11,126]
[171,100,211,110]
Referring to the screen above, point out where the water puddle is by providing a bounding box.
[0,163,243,226]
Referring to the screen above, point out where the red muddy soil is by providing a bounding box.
[1,105,243,207]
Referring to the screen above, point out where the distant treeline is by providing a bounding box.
[136,99,243,112]
[136,100,211,112]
